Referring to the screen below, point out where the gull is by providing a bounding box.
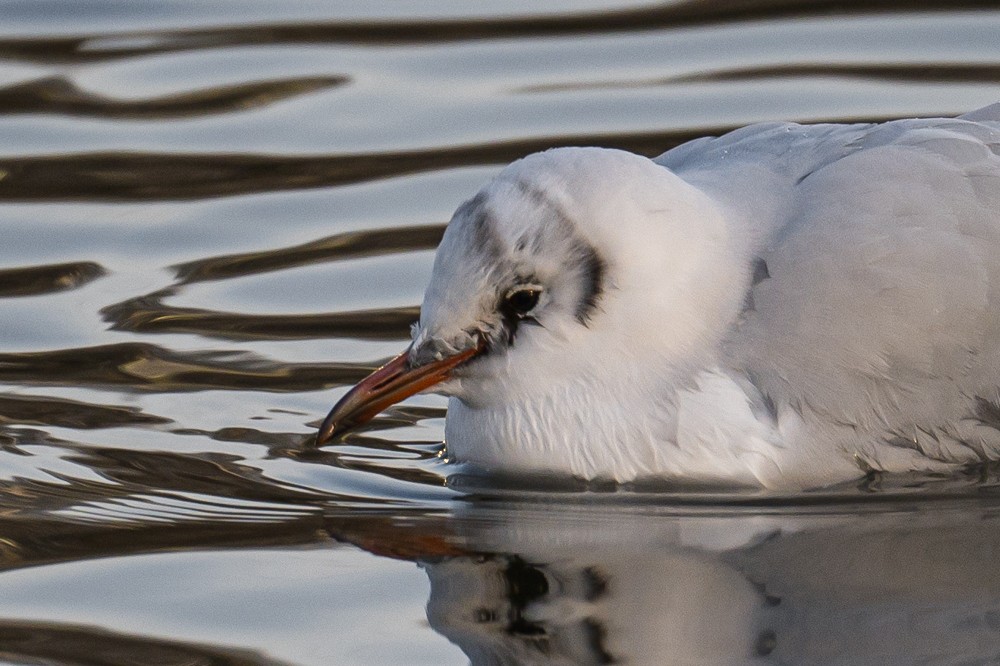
[318,103,1000,489]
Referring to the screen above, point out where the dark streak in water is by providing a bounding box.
[0,261,105,297]
[102,296,418,341]
[0,501,326,570]
[0,1,996,63]
[0,343,374,392]
[520,63,1000,93]
[173,224,445,284]
[173,425,312,449]
[0,117,913,202]
[0,393,169,429]
[0,75,347,119]
[2,444,327,516]
[0,493,456,575]
[674,62,1000,85]
[0,435,453,571]
[0,620,297,666]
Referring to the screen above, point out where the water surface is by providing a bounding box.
[2,2,1000,664]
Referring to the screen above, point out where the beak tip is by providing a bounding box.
[315,413,345,447]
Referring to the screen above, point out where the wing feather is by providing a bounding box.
[671,108,1000,465]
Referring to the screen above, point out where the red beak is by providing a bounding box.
[316,344,481,445]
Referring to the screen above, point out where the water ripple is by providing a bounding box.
[103,295,418,341]
[0,261,105,297]
[0,75,348,120]
[0,619,297,666]
[520,62,1000,93]
[0,121,905,202]
[0,342,371,392]
[0,393,169,429]
[173,224,445,284]
[0,0,997,64]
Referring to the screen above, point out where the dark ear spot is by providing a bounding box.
[576,243,606,324]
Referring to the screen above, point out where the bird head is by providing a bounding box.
[317,147,739,445]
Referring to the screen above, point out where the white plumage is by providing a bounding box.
[321,103,1000,489]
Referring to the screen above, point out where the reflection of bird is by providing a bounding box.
[320,103,1000,488]
[412,499,1000,666]
[424,546,770,666]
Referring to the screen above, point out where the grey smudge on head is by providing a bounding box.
[508,178,607,324]
[456,192,506,266]
[441,176,609,349]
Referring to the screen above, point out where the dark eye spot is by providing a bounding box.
[503,288,541,318]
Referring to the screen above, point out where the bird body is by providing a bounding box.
[320,104,1000,489]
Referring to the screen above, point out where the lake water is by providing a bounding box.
[2,2,1000,664]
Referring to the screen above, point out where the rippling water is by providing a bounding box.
[2,2,1000,664]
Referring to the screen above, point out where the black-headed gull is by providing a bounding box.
[319,103,1000,489]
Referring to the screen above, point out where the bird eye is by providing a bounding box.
[503,287,541,317]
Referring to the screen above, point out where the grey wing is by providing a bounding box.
[961,101,1000,122]
[723,110,1000,465]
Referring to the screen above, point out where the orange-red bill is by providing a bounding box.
[316,345,481,446]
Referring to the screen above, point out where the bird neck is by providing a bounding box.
[443,363,803,486]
